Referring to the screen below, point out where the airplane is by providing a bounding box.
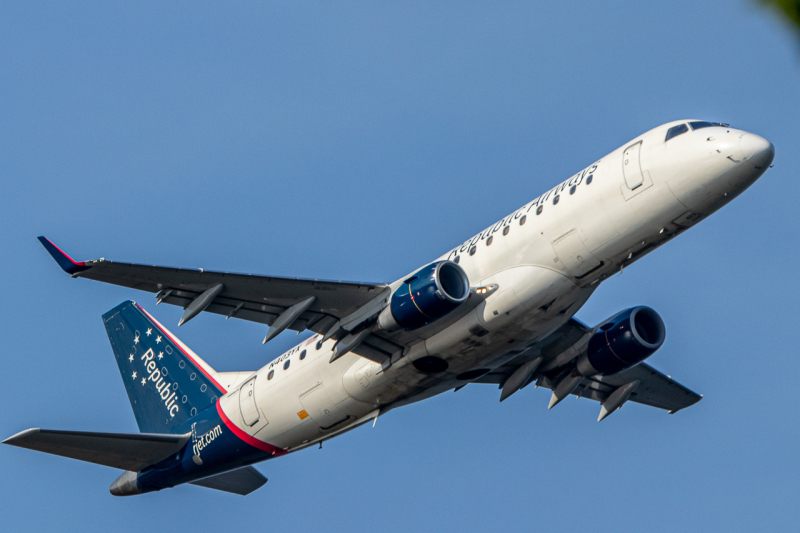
[4,119,774,496]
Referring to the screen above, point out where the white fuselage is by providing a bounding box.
[217,120,773,452]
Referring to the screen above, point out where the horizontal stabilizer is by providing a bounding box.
[3,428,189,472]
[190,466,267,495]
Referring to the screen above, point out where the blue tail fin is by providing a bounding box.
[103,301,227,434]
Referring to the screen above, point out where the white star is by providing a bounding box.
[129,354,134,362]
[134,336,139,344]
[141,378,146,385]
[132,371,137,379]
[146,328,152,336]
[156,335,162,344]
[157,352,164,360]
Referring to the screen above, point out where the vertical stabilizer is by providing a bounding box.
[103,301,227,433]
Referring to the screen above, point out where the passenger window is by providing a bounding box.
[585,175,593,185]
[454,255,460,264]
[503,226,510,236]
[569,185,576,195]
[536,205,544,215]
[689,121,714,130]
[268,370,274,380]
[665,124,689,141]
[283,360,290,370]
[469,246,477,256]
[300,350,306,360]
[519,215,527,225]
[553,195,560,205]
[486,236,493,246]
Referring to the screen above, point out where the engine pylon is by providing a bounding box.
[597,380,640,421]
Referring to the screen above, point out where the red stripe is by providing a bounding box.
[137,304,227,394]
[216,401,287,456]
[46,238,86,267]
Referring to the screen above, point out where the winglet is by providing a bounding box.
[37,236,90,274]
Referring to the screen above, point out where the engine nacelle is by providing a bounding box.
[576,306,666,376]
[378,261,470,331]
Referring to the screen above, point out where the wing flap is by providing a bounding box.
[189,466,267,495]
[3,428,190,472]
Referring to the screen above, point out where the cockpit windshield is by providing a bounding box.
[665,124,689,141]
[689,121,715,130]
[667,120,728,141]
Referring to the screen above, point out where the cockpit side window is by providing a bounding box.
[689,121,715,130]
[665,124,689,141]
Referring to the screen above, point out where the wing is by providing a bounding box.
[3,428,190,472]
[38,237,388,336]
[476,318,702,417]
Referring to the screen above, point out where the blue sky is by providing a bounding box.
[1,1,798,531]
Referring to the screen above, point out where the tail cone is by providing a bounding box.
[110,471,141,496]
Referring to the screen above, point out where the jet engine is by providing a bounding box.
[576,306,666,376]
[378,260,470,331]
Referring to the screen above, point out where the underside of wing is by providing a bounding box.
[536,363,702,413]
[475,317,702,419]
[38,237,388,336]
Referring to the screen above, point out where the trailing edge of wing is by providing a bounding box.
[3,428,190,472]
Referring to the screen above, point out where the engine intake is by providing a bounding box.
[576,306,666,376]
[378,261,470,331]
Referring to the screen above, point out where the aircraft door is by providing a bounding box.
[622,142,644,190]
[239,377,260,427]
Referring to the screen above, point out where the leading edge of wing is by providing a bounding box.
[37,236,388,289]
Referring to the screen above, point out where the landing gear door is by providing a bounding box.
[239,377,260,427]
[622,141,644,190]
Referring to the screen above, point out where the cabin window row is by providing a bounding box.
[267,349,307,380]
[458,173,594,258]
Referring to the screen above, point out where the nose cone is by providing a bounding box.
[740,133,775,168]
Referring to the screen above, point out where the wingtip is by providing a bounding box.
[3,428,40,445]
[37,236,90,275]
